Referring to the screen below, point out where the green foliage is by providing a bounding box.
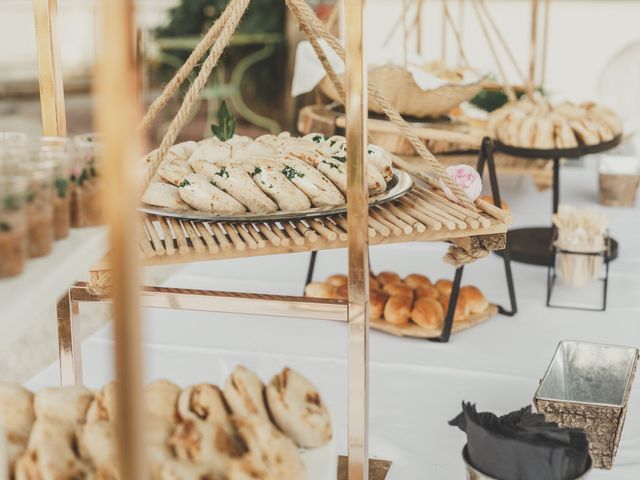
[155,0,286,110]
[211,101,237,141]
[55,178,69,199]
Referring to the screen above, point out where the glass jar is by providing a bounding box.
[72,133,104,227]
[0,175,29,278]
[34,137,74,240]
[21,161,56,258]
[39,149,72,240]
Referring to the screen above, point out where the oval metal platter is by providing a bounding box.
[139,169,414,223]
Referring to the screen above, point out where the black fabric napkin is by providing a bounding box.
[450,403,590,480]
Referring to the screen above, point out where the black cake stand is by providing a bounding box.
[493,134,622,266]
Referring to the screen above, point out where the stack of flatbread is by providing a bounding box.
[0,366,332,480]
[488,99,622,150]
[142,133,395,216]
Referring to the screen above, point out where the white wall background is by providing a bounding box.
[0,0,639,103]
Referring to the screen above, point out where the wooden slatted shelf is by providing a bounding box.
[88,180,510,289]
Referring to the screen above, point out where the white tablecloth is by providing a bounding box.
[28,157,640,479]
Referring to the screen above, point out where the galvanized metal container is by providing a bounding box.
[462,445,592,480]
[534,341,639,469]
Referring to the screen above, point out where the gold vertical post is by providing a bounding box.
[415,0,424,55]
[96,0,146,479]
[539,0,550,90]
[527,0,539,97]
[440,0,448,62]
[344,0,369,479]
[32,0,67,136]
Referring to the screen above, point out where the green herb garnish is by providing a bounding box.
[331,155,346,163]
[312,134,327,143]
[281,165,305,180]
[210,100,236,141]
[3,194,22,211]
[322,160,342,171]
[55,178,69,199]
[215,166,229,178]
[252,166,262,176]
[179,179,190,188]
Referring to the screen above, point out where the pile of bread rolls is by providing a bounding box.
[305,272,489,330]
[488,99,622,150]
[0,366,331,480]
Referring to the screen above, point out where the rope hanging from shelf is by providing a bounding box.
[138,0,480,217]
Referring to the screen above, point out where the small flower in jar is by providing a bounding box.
[438,164,483,204]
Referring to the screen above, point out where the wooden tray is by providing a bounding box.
[371,303,498,338]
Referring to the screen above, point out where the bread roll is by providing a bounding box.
[265,368,332,448]
[383,295,412,326]
[438,294,469,322]
[177,384,231,430]
[377,271,401,286]
[224,366,269,420]
[233,415,307,480]
[478,195,510,212]
[411,297,444,328]
[435,279,453,296]
[369,277,382,291]
[304,282,336,299]
[332,284,349,300]
[34,385,93,424]
[0,383,34,472]
[403,274,432,289]
[145,379,180,422]
[325,274,347,287]
[370,290,389,320]
[415,285,439,300]
[460,286,489,314]
[86,381,118,423]
[382,283,414,300]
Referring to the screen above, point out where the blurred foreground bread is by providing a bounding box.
[403,274,432,289]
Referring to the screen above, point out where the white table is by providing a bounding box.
[28,157,640,479]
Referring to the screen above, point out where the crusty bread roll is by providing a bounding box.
[383,295,412,326]
[383,283,414,300]
[145,379,180,422]
[177,384,231,430]
[78,421,118,480]
[415,285,439,300]
[325,274,347,287]
[377,271,402,286]
[0,383,34,472]
[233,415,307,480]
[370,290,389,320]
[478,195,510,212]
[331,284,349,300]
[34,385,94,425]
[304,282,336,299]
[265,368,332,448]
[435,279,453,296]
[170,419,241,476]
[411,297,444,328]
[224,366,269,420]
[403,274,432,289]
[438,294,469,322]
[369,277,382,291]
[86,381,118,423]
[15,418,90,479]
[460,286,489,314]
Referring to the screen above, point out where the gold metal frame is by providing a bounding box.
[41,0,381,478]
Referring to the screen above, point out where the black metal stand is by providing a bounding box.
[304,137,518,343]
[494,136,622,266]
[546,236,614,311]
